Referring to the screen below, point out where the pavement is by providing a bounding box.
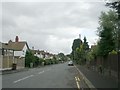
[1,68,29,75]
[76,65,118,89]
[2,62,87,89]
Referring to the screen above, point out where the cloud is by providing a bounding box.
[2,2,109,54]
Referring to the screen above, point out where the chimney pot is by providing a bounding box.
[15,36,19,42]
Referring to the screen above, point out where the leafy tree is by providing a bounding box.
[71,38,82,60]
[83,37,89,51]
[106,1,120,17]
[74,43,85,64]
[82,37,89,62]
[106,0,120,51]
[72,39,82,51]
[58,53,66,61]
[44,59,51,65]
[53,56,59,64]
[34,56,40,67]
[25,50,35,67]
[39,58,44,64]
[97,10,117,56]
[86,51,94,62]
[74,47,81,64]
[71,37,89,64]
[77,45,85,64]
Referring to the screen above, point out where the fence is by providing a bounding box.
[90,53,119,78]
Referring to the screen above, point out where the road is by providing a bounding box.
[2,62,87,88]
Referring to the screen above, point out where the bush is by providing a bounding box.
[39,58,44,65]
[109,50,117,54]
[44,59,51,65]
[25,50,34,67]
[34,56,39,67]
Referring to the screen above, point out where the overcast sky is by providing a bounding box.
[1,0,109,54]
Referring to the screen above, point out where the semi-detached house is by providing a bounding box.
[1,36,30,70]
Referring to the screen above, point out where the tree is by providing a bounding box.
[58,53,66,61]
[34,56,40,66]
[83,37,89,51]
[74,47,81,64]
[71,37,90,64]
[82,37,89,62]
[106,1,120,17]
[97,10,117,56]
[72,39,82,51]
[71,38,82,60]
[25,50,35,67]
[106,0,120,51]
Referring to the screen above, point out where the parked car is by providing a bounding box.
[68,61,73,66]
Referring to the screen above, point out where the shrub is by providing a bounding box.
[109,50,117,54]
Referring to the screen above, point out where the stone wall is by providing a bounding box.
[14,57,25,69]
[2,56,13,68]
[2,56,25,69]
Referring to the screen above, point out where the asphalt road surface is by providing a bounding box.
[2,62,87,88]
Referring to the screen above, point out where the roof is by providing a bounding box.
[30,50,45,54]
[2,43,13,50]
[30,50,54,56]
[30,50,37,54]
[2,41,29,51]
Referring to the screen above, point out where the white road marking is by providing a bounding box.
[77,77,80,82]
[74,65,95,88]
[13,75,34,83]
[75,76,80,89]
[38,70,44,74]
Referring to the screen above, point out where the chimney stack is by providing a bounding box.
[15,36,19,42]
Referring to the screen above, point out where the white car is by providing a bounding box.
[68,61,73,66]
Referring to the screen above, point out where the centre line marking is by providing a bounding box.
[13,75,34,83]
[38,70,44,74]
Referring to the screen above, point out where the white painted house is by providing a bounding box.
[31,50,54,60]
[31,50,45,59]
[7,36,30,69]
[8,37,29,57]
[0,36,30,70]
[13,42,29,58]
